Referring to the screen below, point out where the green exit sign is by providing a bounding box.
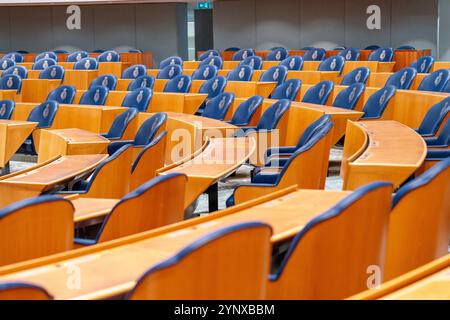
[197,2,212,9]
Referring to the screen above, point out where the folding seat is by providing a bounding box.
[338,48,360,61]
[423,117,450,147]
[2,65,28,78]
[121,87,153,112]
[97,50,120,62]
[279,56,304,71]
[331,83,365,110]
[35,51,58,62]
[32,58,57,70]
[301,80,334,105]
[192,64,218,80]
[101,108,138,140]
[232,48,255,61]
[443,80,450,93]
[156,64,182,80]
[0,58,15,71]
[3,52,24,63]
[226,65,253,81]
[318,55,345,73]
[368,47,394,62]
[397,45,416,50]
[417,69,450,92]
[384,67,417,90]
[340,67,370,85]
[73,57,98,70]
[66,50,89,62]
[259,65,288,86]
[122,64,147,79]
[266,47,289,61]
[39,65,65,80]
[228,95,264,126]
[74,173,188,246]
[201,92,235,121]
[239,55,263,70]
[127,221,271,300]
[270,79,301,101]
[360,85,396,119]
[46,85,76,104]
[267,181,392,299]
[198,76,227,100]
[0,100,15,120]
[410,56,434,74]
[0,74,22,92]
[364,45,381,50]
[303,48,326,61]
[0,195,74,267]
[79,85,109,105]
[163,75,192,93]
[89,74,118,91]
[383,158,450,281]
[159,56,183,69]
[108,112,168,155]
[127,75,155,91]
[199,56,223,69]
[416,97,450,137]
[0,282,53,300]
[198,49,220,61]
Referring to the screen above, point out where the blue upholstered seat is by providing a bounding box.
[301,80,334,105]
[368,47,394,62]
[35,51,58,62]
[199,56,223,69]
[417,69,450,92]
[227,65,253,81]
[2,65,28,78]
[97,50,120,62]
[365,45,381,50]
[46,85,76,104]
[303,48,326,61]
[39,65,65,80]
[198,76,227,100]
[232,49,255,61]
[0,58,15,71]
[332,83,365,110]
[280,56,303,71]
[198,49,220,61]
[338,48,360,61]
[163,75,192,93]
[239,56,263,70]
[202,92,235,121]
[0,100,15,120]
[318,55,345,73]
[3,52,24,63]
[397,45,416,50]
[102,108,138,140]
[0,74,22,92]
[73,57,98,70]
[229,95,264,126]
[157,64,182,80]
[122,64,147,79]
[266,48,289,61]
[159,56,183,69]
[127,75,155,91]
[340,67,370,85]
[270,79,301,101]
[424,118,450,148]
[361,85,396,119]
[79,86,109,105]
[66,51,89,62]
[416,97,450,137]
[192,65,218,80]
[385,67,417,90]
[121,87,153,112]
[410,56,434,74]
[259,65,288,86]
[89,74,118,91]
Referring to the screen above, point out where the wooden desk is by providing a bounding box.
[0,90,18,101]
[20,79,62,103]
[0,120,37,167]
[72,197,120,225]
[37,129,109,163]
[98,62,132,78]
[0,187,351,300]
[223,81,276,98]
[431,61,450,72]
[341,120,426,190]
[150,92,207,114]
[63,70,99,90]
[0,154,107,207]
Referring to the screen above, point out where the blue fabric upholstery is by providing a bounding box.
[266,48,289,61]
[385,67,417,90]
[416,97,450,136]
[232,49,255,61]
[332,83,365,110]
[79,86,109,105]
[426,149,450,160]
[127,75,155,91]
[27,100,59,128]
[338,48,360,61]
[226,65,253,81]
[192,65,218,80]
[225,47,240,52]
[199,56,223,69]
[121,87,153,112]
[0,74,22,92]
[66,51,89,62]
[318,55,345,73]
[3,52,24,63]
[410,56,434,74]
[361,85,396,119]
[198,49,220,61]
[280,56,303,71]
[368,47,394,62]
[89,74,118,91]
[0,100,15,120]
[92,49,106,53]
[302,80,334,105]
[39,65,65,80]
[122,64,147,79]
[53,49,68,54]
[159,56,183,69]
[259,65,288,86]
[2,65,28,78]
[365,45,381,50]
[303,48,326,61]
[340,67,370,85]
[198,76,227,99]
[418,69,450,92]
[97,50,120,62]
[239,56,263,70]
[103,108,138,140]
[157,64,182,80]
[230,95,264,126]
[0,58,15,71]
[301,47,315,51]
[46,85,76,104]
[202,92,235,121]
[270,79,301,101]
[0,282,53,300]
[35,51,58,62]
[163,75,192,93]
[73,57,98,70]
[397,45,416,50]
[424,118,450,147]
[443,80,450,93]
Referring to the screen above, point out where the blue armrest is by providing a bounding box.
[426,149,450,159]
[360,115,381,120]
[108,140,134,155]
[424,137,440,146]
[74,238,97,246]
[265,146,296,159]
[226,182,278,208]
[232,126,258,137]
[265,157,289,167]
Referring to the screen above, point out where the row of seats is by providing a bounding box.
[0,50,124,63]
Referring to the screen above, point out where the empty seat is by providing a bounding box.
[232,49,255,61]
[0,100,15,120]
[424,117,450,147]
[417,69,450,92]
[0,282,53,300]
[102,108,138,140]
[340,67,370,85]
[280,56,303,71]
[361,85,396,119]
[303,48,326,61]
[318,55,345,73]
[202,92,235,121]
[159,56,183,69]
[198,76,227,100]
[163,75,192,93]
[266,47,288,61]
[0,74,22,92]
[270,79,301,101]
[2,65,28,79]
[0,58,15,71]
[79,86,109,105]
[385,67,417,90]
[127,75,155,91]
[53,49,68,54]
[157,64,182,80]
[225,47,240,52]
[416,97,450,137]
[229,95,264,126]
[368,47,394,62]
[443,80,450,93]
[39,65,65,80]
[192,64,218,80]
[332,83,365,110]
[226,65,253,81]
[97,50,120,62]
[66,50,89,62]
[122,64,147,79]
[364,45,381,50]
[199,56,223,69]
[302,80,334,105]
[259,65,288,86]
[121,87,153,112]
[410,56,434,74]
[198,49,220,61]
[35,51,57,62]
[89,74,118,91]
[46,85,76,104]
[73,57,98,70]
[338,48,360,61]
[3,52,24,63]
[397,45,416,50]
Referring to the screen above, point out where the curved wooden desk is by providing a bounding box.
[341,120,426,190]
